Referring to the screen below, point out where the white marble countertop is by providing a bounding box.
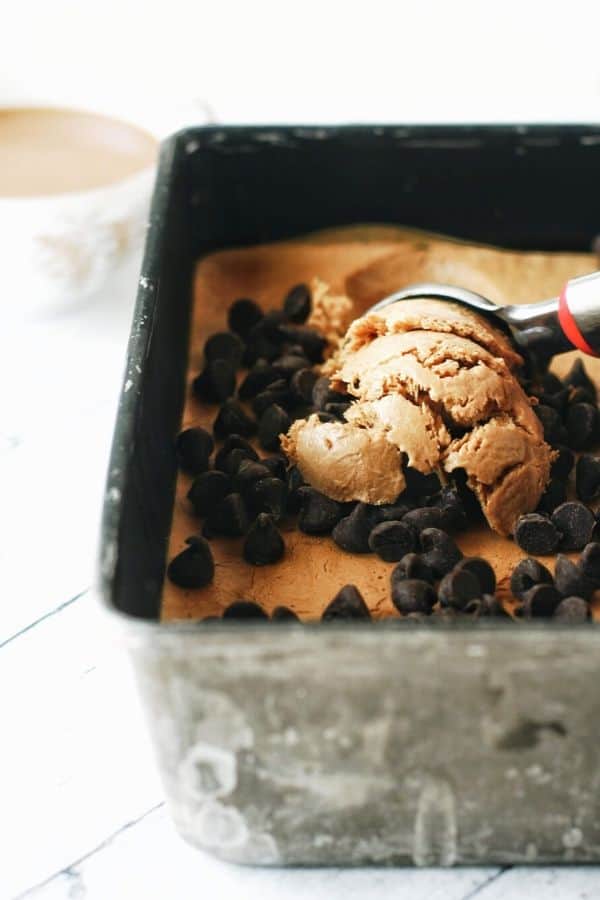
[4,3,600,890]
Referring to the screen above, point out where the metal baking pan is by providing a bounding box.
[99,124,600,866]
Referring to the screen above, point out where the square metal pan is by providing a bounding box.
[99,124,600,866]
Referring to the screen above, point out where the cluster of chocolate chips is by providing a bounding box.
[217,540,599,625]
[174,459,508,623]
[191,282,353,454]
[319,542,501,624]
[513,361,600,565]
[509,546,600,622]
[168,283,354,589]
[169,428,290,584]
[314,496,505,623]
[218,600,298,622]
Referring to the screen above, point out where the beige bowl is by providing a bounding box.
[0,96,210,317]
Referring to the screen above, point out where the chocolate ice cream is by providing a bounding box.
[283,299,553,535]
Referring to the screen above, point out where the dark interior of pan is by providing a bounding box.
[99,124,600,621]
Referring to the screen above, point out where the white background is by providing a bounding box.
[3,2,600,898]
[2,0,600,124]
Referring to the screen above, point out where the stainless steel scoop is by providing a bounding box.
[369,270,600,360]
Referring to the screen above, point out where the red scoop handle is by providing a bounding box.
[558,272,600,357]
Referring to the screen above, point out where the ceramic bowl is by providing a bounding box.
[0,95,210,317]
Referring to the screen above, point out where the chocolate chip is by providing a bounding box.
[576,455,600,503]
[252,381,294,418]
[215,445,259,475]
[419,527,459,553]
[404,467,442,499]
[376,501,414,522]
[580,542,600,583]
[271,605,299,622]
[243,322,280,365]
[223,600,269,620]
[538,388,570,416]
[552,501,595,552]
[204,331,244,367]
[510,557,553,599]
[290,368,319,404]
[228,298,264,337]
[204,493,249,537]
[332,503,381,553]
[539,371,564,395]
[312,376,346,410]
[551,445,575,481]
[563,358,597,401]
[438,567,481,610]
[554,554,593,600]
[277,324,327,363]
[481,595,509,617]
[187,470,232,517]
[273,354,311,380]
[297,487,346,534]
[324,402,351,420]
[214,434,258,470]
[514,513,560,555]
[536,478,567,515]
[391,553,436,585]
[261,309,289,338]
[566,403,598,450]
[419,528,463,577]
[258,403,292,451]
[553,596,591,623]
[391,578,436,615]
[459,599,482,617]
[175,427,214,475]
[287,465,305,491]
[286,465,305,513]
[322,584,371,621]
[234,459,272,494]
[246,477,287,521]
[290,402,316,422]
[521,583,561,618]
[244,309,285,364]
[403,507,448,534]
[216,447,257,477]
[427,486,468,531]
[192,358,236,404]
[281,342,306,357]
[213,400,256,439]
[569,386,596,406]
[283,283,311,323]
[262,455,287,481]
[535,404,567,445]
[454,557,496,595]
[167,536,214,588]
[238,362,281,401]
[243,513,285,565]
[465,594,508,618]
[368,520,417,562]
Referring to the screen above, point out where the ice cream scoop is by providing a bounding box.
[282,297,554,535]
[368,271,600,360]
